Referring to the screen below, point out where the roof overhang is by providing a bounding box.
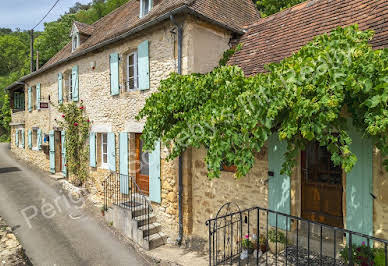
[5,81,25,92]
[5,5,244,88]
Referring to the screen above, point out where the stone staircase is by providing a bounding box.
[104,200,167,250]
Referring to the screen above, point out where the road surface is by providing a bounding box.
[0,143,148,266]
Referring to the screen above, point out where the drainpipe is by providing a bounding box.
[170,14,184,246]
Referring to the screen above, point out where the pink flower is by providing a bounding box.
[61,114,65,118]
[87,119,90,123]
[74,122,78,126]
[362,241,366,246]
[64,164,67,167]
[245,234,249,239]
[80,106,84,110]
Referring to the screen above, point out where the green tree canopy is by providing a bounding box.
[137,25,388,179]
[255,0,306,17]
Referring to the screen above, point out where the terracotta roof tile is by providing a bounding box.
[228,0,388,76]
[74,21,95,36]
[42,0,259,70]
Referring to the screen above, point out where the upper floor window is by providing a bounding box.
[72,33,80,52]
[140,0,152,17]
[126,52,138,90]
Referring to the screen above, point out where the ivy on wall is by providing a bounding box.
[57,101,90,185]
[137,25,388,179]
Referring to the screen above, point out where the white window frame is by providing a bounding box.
[126,52,138,91]
[18,129,23,148]
[101,133,109,169]
[32,128,39,151]
[68,72,73,101]
[140,0,152,17]
[72,33,80,52]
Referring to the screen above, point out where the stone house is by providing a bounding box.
[5,0,388,254]
[6,0,260,249]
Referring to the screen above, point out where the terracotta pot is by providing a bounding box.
[269,241,285,254]
[101,210,105,216]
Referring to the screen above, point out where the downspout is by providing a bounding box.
[170,14,184,246]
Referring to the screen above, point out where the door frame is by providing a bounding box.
[135,133,149,195]
[54,130,62,173]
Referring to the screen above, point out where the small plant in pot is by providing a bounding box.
[259,234,268,253]
[100,205,106,216]
[268,229,287,254]
[242,234,255,254]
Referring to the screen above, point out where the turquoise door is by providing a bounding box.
[268,133,290,231]
[149,140,161,203]
[346,122,373,245]
[119,132,129,194]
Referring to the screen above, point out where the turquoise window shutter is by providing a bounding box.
[110,53,120,95]
[149,140,161,203]
[37,129,42,150]
[14,93,18,109]
[61,131,67,177]
[108,132,116,172]
[346,120,373,245]
[21,129,25,148]
[119,132,129,194]
[28,129,32,149]
[36,83,41,110]
[49,131,55,173]
[89,132,96,167]
[137,40,150,90]
[72,65,79,102]
[28,87,32,112]
[21,93,25,110]
[58,73,63,104]
[15,130,19,147]
[268,133,290,231]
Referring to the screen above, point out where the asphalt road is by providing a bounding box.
[0,143,149,266]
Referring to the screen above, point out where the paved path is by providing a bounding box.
[0,143,148,266]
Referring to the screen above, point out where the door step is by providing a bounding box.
[50,173,65,180]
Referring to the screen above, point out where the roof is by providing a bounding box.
[228,0,388,76]
[73,21,95,36]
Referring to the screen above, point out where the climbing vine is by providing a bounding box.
[137,25,388,179]
[57,101,90,185]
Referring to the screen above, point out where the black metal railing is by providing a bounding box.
[103,172,153,241]
[206,205,388,266]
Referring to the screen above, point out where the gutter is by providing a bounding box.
[5,6,244,91]
[170,14,184,247]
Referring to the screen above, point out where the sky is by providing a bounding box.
[0,0,92,31]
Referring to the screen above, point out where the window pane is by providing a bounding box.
[128,78,134,90]
[103,153,108,164]
[128,54,134,66]
[139,139,149,175]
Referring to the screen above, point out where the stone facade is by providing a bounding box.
[9,16,232,241]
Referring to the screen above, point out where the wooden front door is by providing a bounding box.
[301,141,343,228]
[135,133,149,195]
[54,131,62,173]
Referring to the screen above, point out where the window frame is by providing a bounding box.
[126,51,138,91]
[67,71,73,102]
[32,128,38,150]
[72,33,80,52]
[100,133,109,169]
[140,0,152,17]
[18,129,23,148]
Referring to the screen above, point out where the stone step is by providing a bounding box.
[134,213,156,227]
[139,222,161,238]
[146,232,168,250]
[131,205,151,218]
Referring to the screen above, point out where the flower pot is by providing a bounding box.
[248,247,254,254]
[269,241,285,254]
[101,210,105,216]
[240,249,248,260]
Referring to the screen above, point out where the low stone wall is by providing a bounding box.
[0,216,31,265]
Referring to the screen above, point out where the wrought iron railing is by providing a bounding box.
[103,172,153,241]
[206,204,388,266]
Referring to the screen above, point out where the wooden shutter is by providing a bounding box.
[37,129,42,150]
[110,53,120,95]
[108,132,116,172]
[21,129,25,148]
[28,129,32,149]
[89,132,97,167]
[58,73,63,104]
[15,130,19,147]
[61,131,67,176]
[36,83,41,110]
[72,65,79,102]
[268,133,290,231]
[149,140,161,203]
[28,87,32,112]
[346,121,373,245]
[138,40,150,90]
[49,131,55,173]
[119,132,129,194]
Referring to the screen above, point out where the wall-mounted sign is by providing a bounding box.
[40,102,49,109]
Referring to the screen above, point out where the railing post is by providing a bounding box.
[348,233,353,266]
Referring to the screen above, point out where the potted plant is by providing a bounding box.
[242,234,255,254]
[340,242,375,265]
[259,234,268,253]
[268,229,287,253]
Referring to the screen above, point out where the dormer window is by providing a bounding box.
[140,0,152,18]
[72,33,80,52]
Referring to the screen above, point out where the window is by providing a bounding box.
[31,86,36,110]
[72,33,79,52]
[126,52,138,90]
[140,0,152,17]
[18,130,23,148]
[13,92,25,110]
[63,71,72,102]
[101,133,108,169]
[32,129,38,149]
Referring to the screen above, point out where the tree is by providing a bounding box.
[0,34,29,75]
[256,0,307,17]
